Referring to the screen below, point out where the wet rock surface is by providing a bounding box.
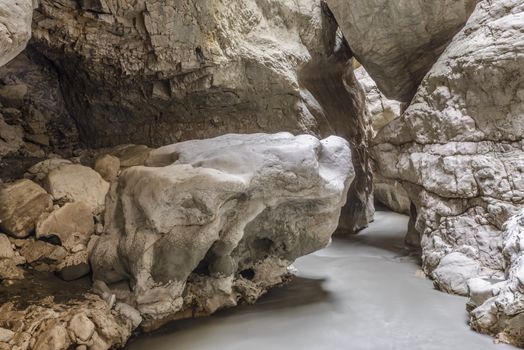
[31,0,338,148]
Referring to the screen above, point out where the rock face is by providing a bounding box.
[298,34,374,233]
[0,179,52,238]
[374,0,524,295]
[468,209,524,346]
[36,202,95,246]
[0,0,32,66]
[92,133,353,328]
[326,0,476,101]
[31,0,338,148]
[0,51,80,168]
[353,66,409,215]
[354,67,402,135]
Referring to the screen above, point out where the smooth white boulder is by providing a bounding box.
[373,0,524,298]
[469,209,524,346]
[92,133,353,329]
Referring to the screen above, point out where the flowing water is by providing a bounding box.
[126,210,516,350]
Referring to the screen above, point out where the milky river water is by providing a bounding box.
[126,210,516,350]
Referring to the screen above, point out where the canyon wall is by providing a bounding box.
[325,0,477,102]
[373,0,524,302]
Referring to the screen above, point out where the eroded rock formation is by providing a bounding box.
[326,0,477,102]
[92,133,353,329]
[374,0,524,297]
[31,0,339,147]
[469,209,524,346]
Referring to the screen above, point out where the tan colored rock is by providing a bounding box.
[32,323,69,350]
[110,145,152,168]
[0,179,52,238]
[25,158,72,183]
[31,0,339,149]
[0,258,23,280]
[56,250,90,281]
[0,0,33,67]
[0,293,135,349]
[43,164,110,214]
[68,312,95,343]
[36,202,94,246]
[94,154,120,181]
[0,84,27,108]
[0,233,13,259]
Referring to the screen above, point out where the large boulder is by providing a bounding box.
[29,0,373,231]
[0,179,52,238]
[91,133,353,328]
[374,0,524,296]
[43,164,110,214]
[0,0,33,66]
[326,0,476,102]
[354,67,409,215]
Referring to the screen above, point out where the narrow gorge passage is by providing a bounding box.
[126,209,514,350]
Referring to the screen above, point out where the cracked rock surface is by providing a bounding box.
[373,0,524,297]
[31,0,338,148]
[469,209,524,347]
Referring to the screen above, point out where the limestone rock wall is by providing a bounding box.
[325,0,476,102]
[298,33,374,233]
[31,0,338,148]
[373,0,524,296]
[0,50,80,173]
